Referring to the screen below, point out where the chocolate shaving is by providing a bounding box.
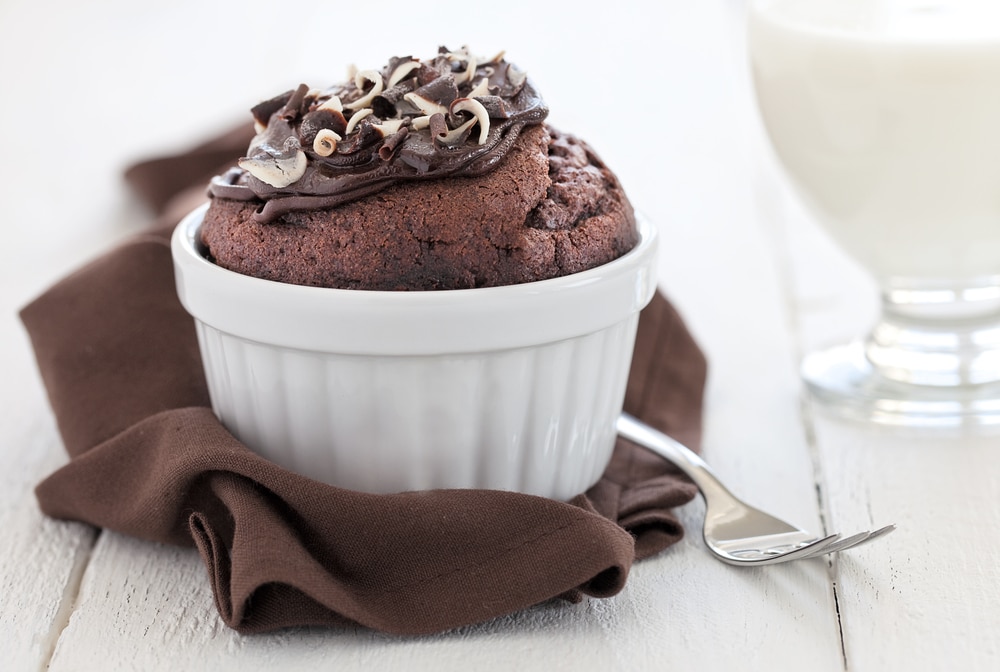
[385,56,421,88]
[385,55,414,76]
[371,96,395,120]
[378,127,409,161]
[428,113,448,143]
[337,119,383,155]
[280,83,310,121]
[341,73,385,109]
[504,64,528,96]
[251,90,293,128]
[474,96,509,119]
[447,101,469,128]
[299,109,349,147]
[392,97,424,117]
[383,81,417,104]
[411,75,459,110]
[372,81,417,118]
[415,63,441,86]
[428,49,454,76]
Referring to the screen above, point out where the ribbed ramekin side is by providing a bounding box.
[511,315,640,501]
[193,315,641,500]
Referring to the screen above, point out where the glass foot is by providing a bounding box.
[802,342,1000,428]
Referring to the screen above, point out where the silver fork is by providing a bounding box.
[616,413,895,566]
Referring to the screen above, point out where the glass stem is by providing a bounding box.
[865,277,1000,387]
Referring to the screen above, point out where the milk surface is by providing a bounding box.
[749,0,1000,280]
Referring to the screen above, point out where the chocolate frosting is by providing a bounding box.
[209,47,549,223]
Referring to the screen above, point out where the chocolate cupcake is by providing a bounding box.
[201,47,637,290]
[172,47,658,499]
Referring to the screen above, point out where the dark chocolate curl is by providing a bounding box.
[372,81,416,118]
[416,63,442,86]
[337,120,382,155]
[384,55,415,78]
[413,75,458,108]
[425,51,453,79]
[378,127,409,161]
[299,109,348,147]
[428,113,448,141]
[280,83,310,121]
[371,97,395,120]
[475,96,510,119]
[251,90,294,128]
[382,81,417,104]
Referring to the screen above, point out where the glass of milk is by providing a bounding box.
[749,0,1000,426]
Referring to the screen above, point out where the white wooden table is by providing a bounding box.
[3,1,998,670]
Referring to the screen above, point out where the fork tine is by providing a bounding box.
[841,524,896,551]
[802,531,871,558]
[731,533,842,565]
[800,524,897,559]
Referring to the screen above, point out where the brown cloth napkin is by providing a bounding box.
[20,128,707,635]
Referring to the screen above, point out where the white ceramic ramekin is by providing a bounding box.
[171,203,658,500]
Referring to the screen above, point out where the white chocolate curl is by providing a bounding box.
[507,64,527,89]
[454,56,478,86]
[468,77,490,98]
[403,92,448,116]
[344,107,373,135]
[345,70,384,110]
[450,98,491,145]
[318,95,343,112]
[436,116,479,146]
[373,118,406,137]
[387,60,420,88]
[313,129,341,156]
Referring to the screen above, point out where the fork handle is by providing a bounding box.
[616,413,734,502]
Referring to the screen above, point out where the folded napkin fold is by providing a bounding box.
[20,128,707,635]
